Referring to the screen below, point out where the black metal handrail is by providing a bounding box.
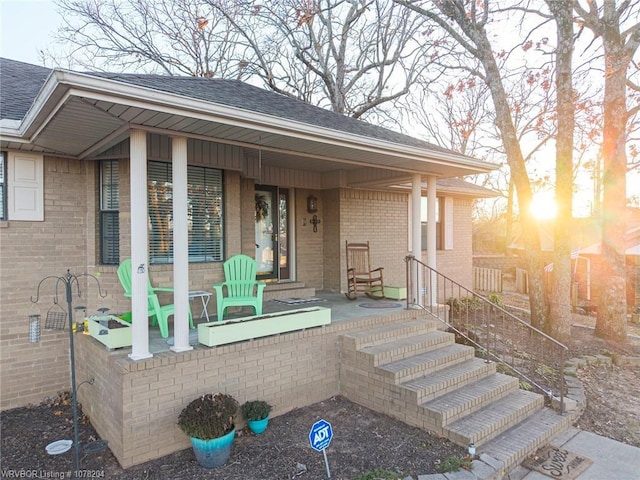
[405,255,567,411]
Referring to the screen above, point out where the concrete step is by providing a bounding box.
[401,357,497,404]
[378,343,475,384]
[479,407,574,474]
[422,373,519,427]
[342,319,437,350]
[361,330,454,366]
[444,389,544,446]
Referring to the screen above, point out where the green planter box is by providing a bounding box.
[88,315,132,349]
[198,307,331,347]
[383,286,407,300]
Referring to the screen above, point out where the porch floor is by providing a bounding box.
[149,291,408,354]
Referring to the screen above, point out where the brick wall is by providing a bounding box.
[0,157,88,409]
[339,189,409,291]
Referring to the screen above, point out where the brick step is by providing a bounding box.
[401,357,497,404]
[422,373,519,427]
[444,389,544,447]
[361,330,454,367]
[378,343,475,384]
[479,407,573,474]
[342,319,437,350]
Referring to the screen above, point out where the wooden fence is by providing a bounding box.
[473,267,503,292]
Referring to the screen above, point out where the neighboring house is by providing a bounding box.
[0,58,496,465]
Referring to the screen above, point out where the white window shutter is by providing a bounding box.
[444,196,453,250]
[8,152,44,221]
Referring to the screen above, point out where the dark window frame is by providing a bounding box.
[99,160,120,265]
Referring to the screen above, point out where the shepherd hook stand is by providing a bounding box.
[30,270,107,474]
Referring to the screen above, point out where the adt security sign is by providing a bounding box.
[309,419,333,451]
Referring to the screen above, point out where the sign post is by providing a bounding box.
[309,419,333,479]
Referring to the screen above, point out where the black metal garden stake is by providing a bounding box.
[31,270,106,474]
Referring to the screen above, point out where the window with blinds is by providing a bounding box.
[100,160,120,264]
[148,161,224,264]
[421,196,443,251]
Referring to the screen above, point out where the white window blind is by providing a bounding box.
[148,161,223,263]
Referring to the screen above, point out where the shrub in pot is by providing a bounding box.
[178,393,239,468]
[240,400,272,434]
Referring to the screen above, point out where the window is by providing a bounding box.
[421,196,453,250]
[0,153,6,220]
[100,160,120,264]
[98,160,224,264]
[148,161,224,264]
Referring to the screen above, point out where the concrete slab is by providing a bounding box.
[519,429,640,480]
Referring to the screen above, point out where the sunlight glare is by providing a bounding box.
[530,192,557,220]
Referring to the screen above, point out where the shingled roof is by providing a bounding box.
[0,59,51,121]
[1,58,461,158]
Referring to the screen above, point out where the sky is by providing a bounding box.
[0,0,60,65]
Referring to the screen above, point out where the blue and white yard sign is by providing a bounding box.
[309,419,333,452]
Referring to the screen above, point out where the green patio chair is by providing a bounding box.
[117,258,193,338]
[213,254,265,320]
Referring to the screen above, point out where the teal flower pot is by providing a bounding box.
[247,417,269,434]
[190,428,235,468]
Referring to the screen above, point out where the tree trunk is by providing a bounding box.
[596,34,628,341]
[547,0,574,342]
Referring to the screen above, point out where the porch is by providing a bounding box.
[74,291,416,468]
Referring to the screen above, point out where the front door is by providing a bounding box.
[255,186,290,281]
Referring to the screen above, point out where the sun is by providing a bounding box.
[530,191,558,220]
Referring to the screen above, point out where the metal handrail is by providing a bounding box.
[405,255,567,411]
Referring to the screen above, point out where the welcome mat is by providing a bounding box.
[522,446,592,480]
[358,301,402,309]
[272,297,326,305]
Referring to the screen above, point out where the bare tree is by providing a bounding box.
[209,0,432,120]
[573,0,640,341]
[52,0,247,77]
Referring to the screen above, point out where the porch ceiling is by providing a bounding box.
[1,70,497,183]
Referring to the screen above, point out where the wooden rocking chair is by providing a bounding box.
[345,241,385,300]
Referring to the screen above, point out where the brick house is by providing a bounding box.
[0,58,496,466]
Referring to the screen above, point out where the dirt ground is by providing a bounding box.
[2,296,639,480]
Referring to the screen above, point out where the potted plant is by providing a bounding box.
[240,400,272,434]
[178,393,239,468]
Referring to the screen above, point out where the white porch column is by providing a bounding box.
[411,174,422,304]
[129,130,152,360]
[426,175,437,306]
[171,136,192,353]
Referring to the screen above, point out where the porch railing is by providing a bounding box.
[405,255,567,411]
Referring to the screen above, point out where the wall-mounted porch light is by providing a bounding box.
[307,195,318,214]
